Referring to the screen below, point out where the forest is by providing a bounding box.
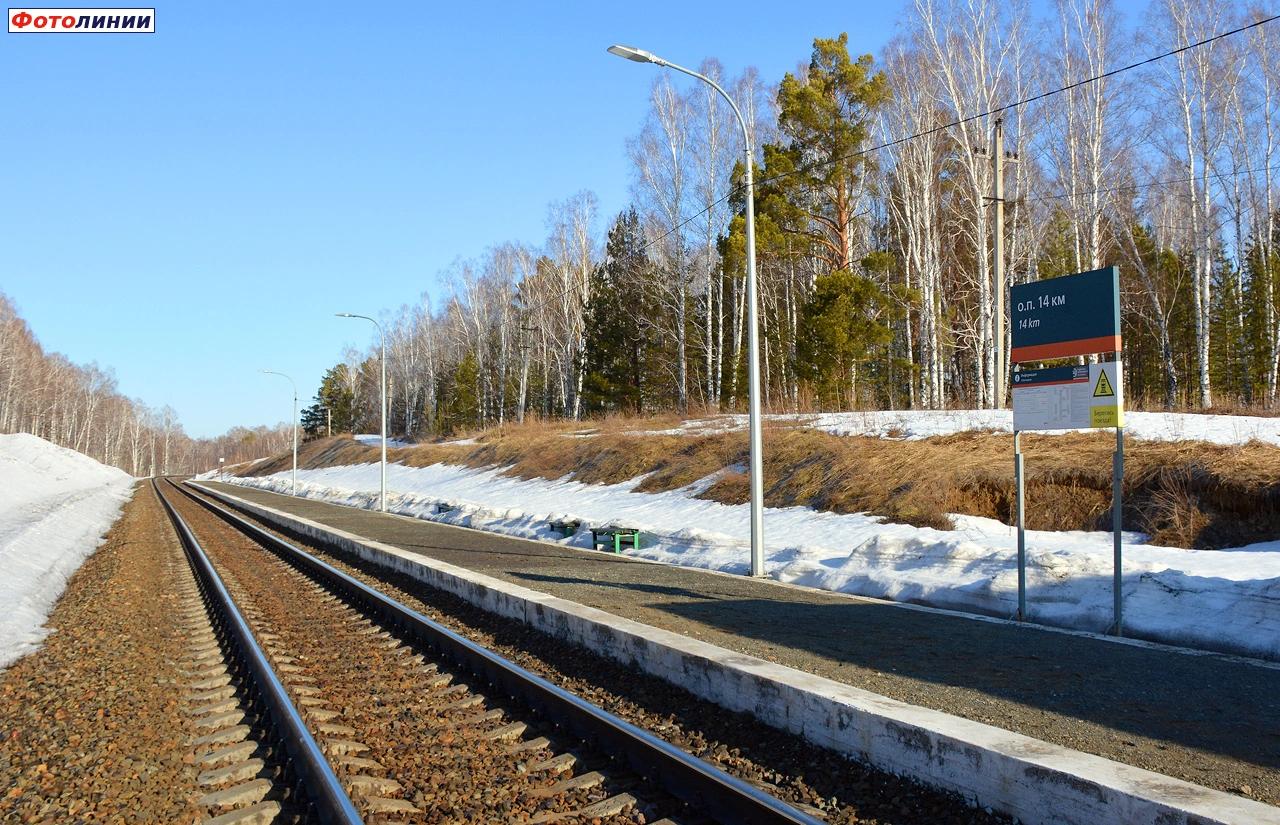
[0,293,292,475]
[306,0,1280,438]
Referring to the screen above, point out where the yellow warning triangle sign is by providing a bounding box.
[1093,370,1115,398]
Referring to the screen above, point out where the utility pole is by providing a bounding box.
[518,324,535,425]
[993,118,1006,407]
[979,117,1018,407]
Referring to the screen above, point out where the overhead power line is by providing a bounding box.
[641,12,1280,256]
[1023,164,1280,205]
[519,13,1279,319]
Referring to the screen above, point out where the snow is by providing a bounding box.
[354,434,414,448]
[0,434,135,669]
[222,458,1280,660]
[631,409,1280,446]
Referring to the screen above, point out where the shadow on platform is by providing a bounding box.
[510,571,1279,771]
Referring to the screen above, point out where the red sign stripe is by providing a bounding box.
[1011,377,1089,389]
[1011,335,1122,363]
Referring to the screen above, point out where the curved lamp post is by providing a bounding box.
[261,369,298,496]
[607,44,766,577]
[336,312,387,512]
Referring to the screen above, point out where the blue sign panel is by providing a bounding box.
[1011,267,1121,362]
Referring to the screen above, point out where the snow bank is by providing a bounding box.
[354,434,414,448]
[635,409,1280,446]
[0,434,135,668]
[224,460,1280,660]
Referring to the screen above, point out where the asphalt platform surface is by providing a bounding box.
[202,480,1280,805]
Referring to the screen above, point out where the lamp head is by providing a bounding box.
[607,45,665,66]
[335,312,354,318]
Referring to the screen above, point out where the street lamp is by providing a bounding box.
[336,312,387,512]
[608,44,767,577]
[261,369,298,496]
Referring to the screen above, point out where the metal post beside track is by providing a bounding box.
[1112,425,1124,636]
[1014,429,1025,622]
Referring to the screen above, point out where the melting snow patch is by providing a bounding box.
[0,434,134,669]
[354,434,415,448]
[224,458,1280,660]
[627,409,1280,446]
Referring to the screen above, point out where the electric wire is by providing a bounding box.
[1023,163,1280,205]
[513,13,1279,321]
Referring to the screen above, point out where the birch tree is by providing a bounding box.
[545,192,599,419]
[630,77,694,411]
[1046,0,1128,273]
[883,38,948,408]
[1146,0,1243,406]
[689,58,734,408]
[912,0,1027,406]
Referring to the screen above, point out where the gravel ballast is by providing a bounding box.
[0,484,205,823]
[184,484,1013,823]
[203,480,1280,807]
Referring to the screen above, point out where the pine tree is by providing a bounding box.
[301,364,356,438]
[733,33,893,406]
[435,354,480,435]
[772,34,891,273]
[581,209,653,413]
[1242,235,1280,401]
[796,269,894,407]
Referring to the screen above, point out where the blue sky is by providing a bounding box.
[0,0,1142,437]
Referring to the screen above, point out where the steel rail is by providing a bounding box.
[153,479,364,825]
[176,479,822,825]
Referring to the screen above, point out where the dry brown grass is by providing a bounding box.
[243,417,1280,550]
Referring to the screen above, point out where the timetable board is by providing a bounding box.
[1011,362,1123,431]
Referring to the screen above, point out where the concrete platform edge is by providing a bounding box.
[190,481,1278,825]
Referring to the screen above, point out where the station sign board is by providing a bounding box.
[1009,266,1126,633]
[1010,267,1121,363]
[1011,362,1123,431]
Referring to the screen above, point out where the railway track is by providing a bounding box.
[156,478,822,824]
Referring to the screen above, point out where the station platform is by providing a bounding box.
[198,480,1278,808]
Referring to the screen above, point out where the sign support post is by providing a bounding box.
[1014,429,1026,620]
[1112,420,1124,636]
[1010,267,1125,634]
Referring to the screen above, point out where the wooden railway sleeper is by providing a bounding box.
[167,536,285,825]
[204,545,422,821]
[176,480,824,825]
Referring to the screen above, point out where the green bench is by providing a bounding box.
[590,526,641,553]
[548,518,580,538]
